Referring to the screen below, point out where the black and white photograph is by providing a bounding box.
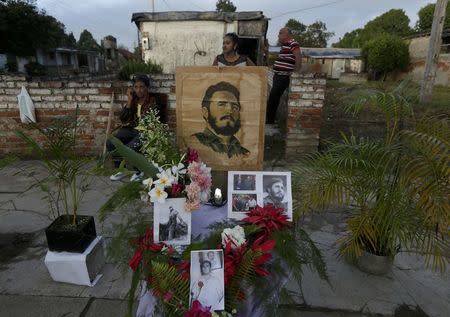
[262,172,292,220]
[231,193,258,212]
[153,198,191,245]
[190,250,225,310]
[228,171,293,221]
[233,174,256,191]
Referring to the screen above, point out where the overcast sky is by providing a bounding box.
[37,0,434,49]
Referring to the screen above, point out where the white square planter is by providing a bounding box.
[44,236,105,286]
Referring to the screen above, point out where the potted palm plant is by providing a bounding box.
[293,84,449,274]
[16,110,97,253]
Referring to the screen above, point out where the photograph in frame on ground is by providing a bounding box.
[153,197,191,245]
[189,249,225,311]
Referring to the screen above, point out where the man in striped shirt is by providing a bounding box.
[266,27,302,124]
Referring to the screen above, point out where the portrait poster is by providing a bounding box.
[227,171,292,221]
[153,198,191,245]
[190,250,225,311]
[176,66,268,171]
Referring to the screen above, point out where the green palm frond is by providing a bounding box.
[110,137,159,178]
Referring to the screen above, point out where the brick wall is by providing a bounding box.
[285,73,326,157]
[0,74,175,156]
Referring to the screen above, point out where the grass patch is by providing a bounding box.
[326,80,449,117]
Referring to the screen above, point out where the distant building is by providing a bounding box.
[102,35,119,70]
[269,46,363,79]
[397,29,450,87]
[131,11,269,73]
[36,48,105,75]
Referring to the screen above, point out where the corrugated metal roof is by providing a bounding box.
[131,11,267,24]
[269,46,361,58]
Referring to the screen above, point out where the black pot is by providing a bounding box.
[45,215,97,253]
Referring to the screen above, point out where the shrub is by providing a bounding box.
[24,62,47,76]
[118,60,163,80]
[362,35,409,80]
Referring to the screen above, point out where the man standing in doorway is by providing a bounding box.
[266,27,302,124]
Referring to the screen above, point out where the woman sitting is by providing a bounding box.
[107,74,160,182]
[213,32,255,67]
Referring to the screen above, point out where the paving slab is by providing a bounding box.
[84,298,129,317]
[0,295,89,317]
[0,210,49,234]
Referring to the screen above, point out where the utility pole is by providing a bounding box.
[419,0,448,104]
[151,0,155,13]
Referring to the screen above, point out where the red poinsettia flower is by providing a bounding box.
[243,205,290,237]
[128,249,143,271]
[177,260,190,281]
[128,228,166,271]
[223,240,248,285]
[186,148,200,163]
[163,291,174,302]
[184,300,212,317]
[251,238,276,277]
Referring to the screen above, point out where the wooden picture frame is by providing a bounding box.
[176,66,267,171]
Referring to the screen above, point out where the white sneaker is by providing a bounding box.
[110,171,126,181]
[130,171,144,182]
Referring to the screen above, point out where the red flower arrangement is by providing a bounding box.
[126,204,294,316]
[184,300,211,317]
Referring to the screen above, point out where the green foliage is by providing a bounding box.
[15,109,94,223]
[416,3,450,32]
[285,18,334,47]
[64,32,77,48]
[118,60,163,81]
[216,0,236,12]
[0,0,68,56]
[332,28,363,48]
[77,29,101,51]
[137,109,181,167]
[333,9,413,48]
[292,83,449,271]
[24,61,46,76]
[361,35,410,80]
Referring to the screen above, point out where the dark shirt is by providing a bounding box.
[263,196,287,211]
[193,127,250,158]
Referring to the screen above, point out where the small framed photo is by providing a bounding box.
[228,171,293,221]
[233,174,256,191]
[153,198,191,245]
[231,193,258,212]
[190,250,225,311]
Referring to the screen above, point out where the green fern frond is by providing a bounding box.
[150,261,190,317]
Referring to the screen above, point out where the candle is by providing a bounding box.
[214,188,222,205]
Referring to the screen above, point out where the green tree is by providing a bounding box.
[333,9,413,48]
[332,28,363,48]
[416,3,450,32]
[0,0,68,56]
[215,0,236,12]
[64,32,77,48]
[361,34,409,80]
[285,18,334,47]
[77,29,100,51]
